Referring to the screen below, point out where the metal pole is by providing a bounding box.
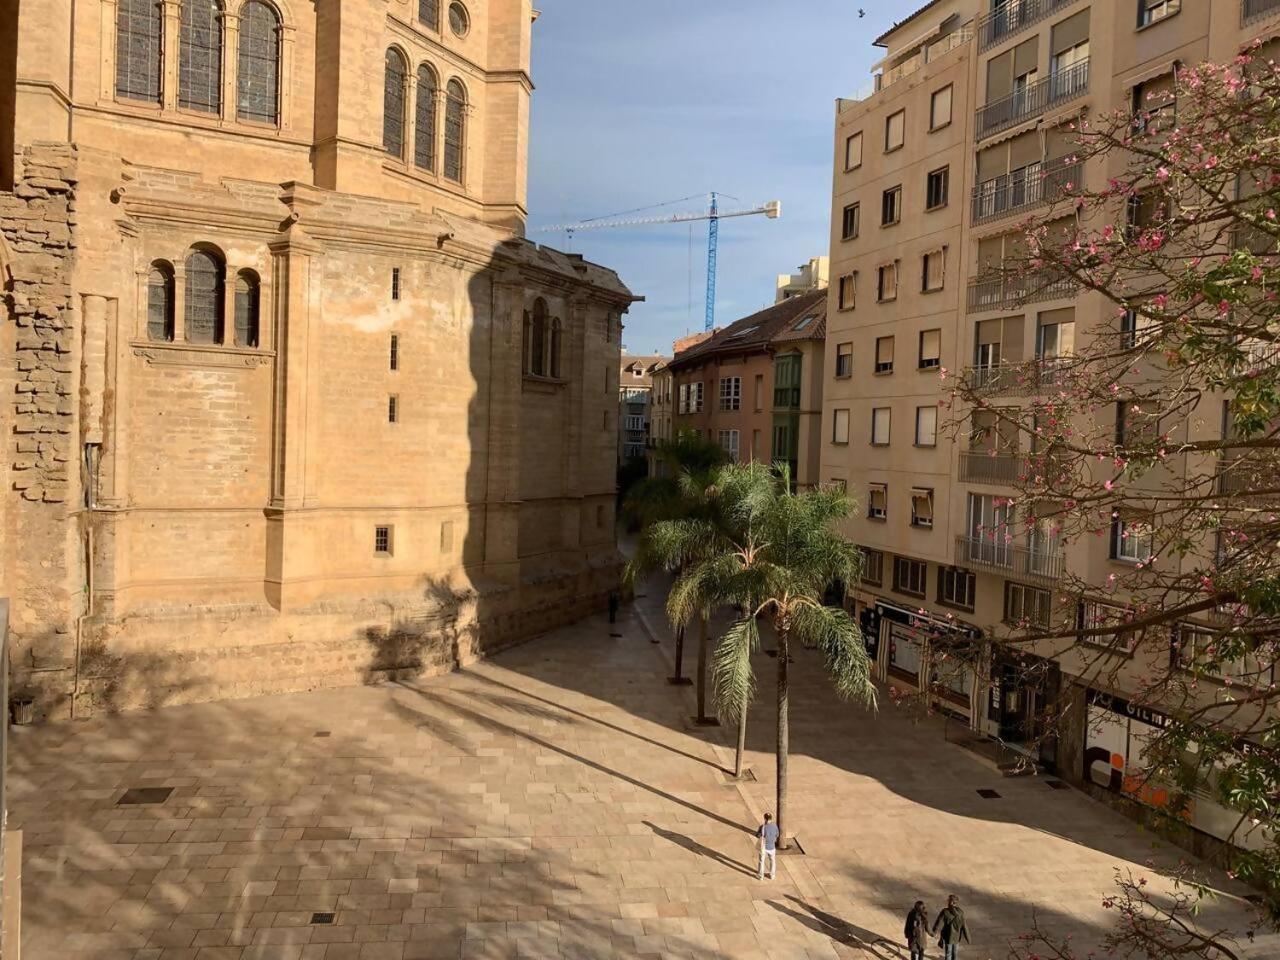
[704,192,718,332]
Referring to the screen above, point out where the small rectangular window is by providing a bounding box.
[392,267,401,301]
[691,381,704,412]
[838,273,856,311]
[876,263,898,302]
[832,408,851,444]
[1112,517,1154,563]
[922,249,946,292]
[1005,581,1050,628]
[754,374,764,411]
[717,429,741,460]
[1138,0,1179,27]
[910,488,934,528]
[440,519,455,554]
[926,167,949,210]
[719,376,742,411]
[860,547,884,585]
[868,484,887,520]
[835,342,853,378]
[388,395,399,423]
[871,407,891,446]
[874,336,894,374]
[881,186,902,226]
[892,556,927,597]
[390,334,399,371]
[841,203,860,240]
[938,567,976,611]
[930,85,953,130]
[374,525,393,556]
[915,406,938,447]
[919,329,941,369]
[885,109,905,151]
[845,131,863,170]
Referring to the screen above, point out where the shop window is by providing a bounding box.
[888,626,922,683]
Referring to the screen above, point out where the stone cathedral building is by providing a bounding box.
[0,0,635,717]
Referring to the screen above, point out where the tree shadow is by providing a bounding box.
[642,819,757,878]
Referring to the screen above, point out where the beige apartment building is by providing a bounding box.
[823,0,1280,853]
[618,354,667,463]
[0,0,635,717]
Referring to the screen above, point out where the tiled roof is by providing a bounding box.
[670,290,826,369]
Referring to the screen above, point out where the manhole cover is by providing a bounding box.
[117,787,174,806]
[314,731,331,738]
[1046,780,1068,790]
[977,788,1002,800]
[310,912,336,925]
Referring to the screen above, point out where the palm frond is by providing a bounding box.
[790,601,877,710]
[711,615,760,722]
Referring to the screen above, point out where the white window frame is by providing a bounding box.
[1112,517,1154,563]
[718,376,742,411]
[868,483,888,520]
[691,381,704,413]
[910,488,934,528]
[717,429,740,461]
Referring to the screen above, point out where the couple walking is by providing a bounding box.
[906,896,971,960]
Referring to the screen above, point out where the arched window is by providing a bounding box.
[550,318,562,378]
[522,310,532,373]
[185,247,225,343]
[414,64,438,172]
[234,270,260,347]
[116,0,163,103]
[530,299,548,377]
[179,0,224,114]
[419,0,439,30]
[237,1,280,124]
[444,78,466,183]
[147,262,175,341]
[383,48,408,158]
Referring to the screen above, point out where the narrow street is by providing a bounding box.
[10,575,1273,959]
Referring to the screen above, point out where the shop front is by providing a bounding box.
[983,651,1061,769]
[875,600,983,726]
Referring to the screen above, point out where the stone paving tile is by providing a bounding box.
[11,581,1279,960]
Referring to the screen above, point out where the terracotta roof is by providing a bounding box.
[873,0,946,47]
[670,290,826,369]
[619,354,670,389]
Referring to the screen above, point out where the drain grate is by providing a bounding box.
[117,787,174,806]
[719,768,756,784]
[976,788,1002,800]
[310,912,335,925]
[609,633,623,638]
[314,731,331,738]
[1046,780,1068,791]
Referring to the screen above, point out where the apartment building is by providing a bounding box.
[823,0,1280,853]
[776,256,831,302]
[618,354,668,463]
[668,290,826,486]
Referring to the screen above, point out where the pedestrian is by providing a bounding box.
[608,590,619,623]
[932,894,970,960]
[904,900,929,960]
[756,812,779,880]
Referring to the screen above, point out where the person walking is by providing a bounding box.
[904,900,929,960]
[756,812,779,880]
[932,894,971,960]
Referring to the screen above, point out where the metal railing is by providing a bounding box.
[978,0,1074,52]
[961,358,1072,395]
[976,58,1090,141]
[955,536,1065,581]
[971,157,1082,224]
[966,272,1076,313]
[1243,0,1280,25]
[873,22,975,94]
[959,451,1022,485]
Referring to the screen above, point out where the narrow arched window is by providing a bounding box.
[147,262,175,341]
[383,48,408,158]
[444,78,466,182]
[419,0,439,30]
[522,310,532,373]
[116,0,163,103]
[234,270,260,347]
[237,1,280,124]
[530,299,548,377]
[179,0,224,114]
[185,248,225,343]
[414,65,438,172]
[550,318,562,378]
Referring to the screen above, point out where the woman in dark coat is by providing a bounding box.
[904,900,929,960]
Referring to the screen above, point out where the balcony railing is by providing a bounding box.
[967,272,1076,313]
[976,58,1090,141]
[961,357,1073,395]
[1243,0,1280,25]
[972,157,1082,224]
[959,451,1023,485]
[873,22,975,94]
[955,535,1065,582]
[978,0,1073,52]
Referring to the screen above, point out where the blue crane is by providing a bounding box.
[536,193,782,332]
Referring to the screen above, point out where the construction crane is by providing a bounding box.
[536,193,782,332]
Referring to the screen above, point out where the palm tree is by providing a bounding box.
[623,431,729,687]
[671,462,877,845]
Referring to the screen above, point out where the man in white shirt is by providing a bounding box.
[757,812,780,880]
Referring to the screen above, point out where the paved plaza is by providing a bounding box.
[10,579,1277,960]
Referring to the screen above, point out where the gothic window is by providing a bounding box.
[185,247,225,343]
[383,48,408,157]
[550,318,562,378]
[444,78,466,182]
[419,0,439,30]
[147,262,175,341]
[234,270,260,347]
[179,0,224,114]
[414,64,438,172]
[530,298,547,376]
[116,0,163,103]
[237,1,280,124]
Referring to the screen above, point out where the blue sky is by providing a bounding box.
[526,1,901,355]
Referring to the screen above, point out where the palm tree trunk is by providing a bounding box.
[669,624,688,684]
[695,614,715,724]
[776,625,790,848]
[734,705,748,778]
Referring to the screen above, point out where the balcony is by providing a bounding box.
[967,272,1075,313]
[978,0,1074,52]
[1244,0,1280,25]
[872,22,976,95]
[961,358,1072,396]
[955,535,1065,582]
[972,156,1082,224]
[976,59,1090,141]
[959,451,1022,484]
[773,386,800,410]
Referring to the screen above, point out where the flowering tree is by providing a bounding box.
[951,47,1280,952]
